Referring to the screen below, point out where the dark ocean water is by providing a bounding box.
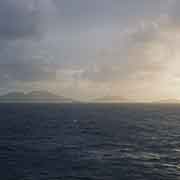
[0,103,180,180]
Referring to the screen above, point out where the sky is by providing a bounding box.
[1,0,180,101]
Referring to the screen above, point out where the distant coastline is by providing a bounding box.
[0,91,74,103]
[0,91,180,104]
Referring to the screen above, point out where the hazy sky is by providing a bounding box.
[1,0,180,101]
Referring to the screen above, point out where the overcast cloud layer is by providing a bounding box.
[0,0,180,101]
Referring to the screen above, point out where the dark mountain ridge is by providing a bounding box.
[94,95,128,103]
[0,91,74,103]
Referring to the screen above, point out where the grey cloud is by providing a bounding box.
[0,0,177,97]
[52,0,168,29]
[80,60,165,83]
[81,65,121,82]
[0,0,171,40]
[0,62,57,83]
[129,23,159,44]
[170,0,180,25]
[79,21,169,83]
[0,0,41,40]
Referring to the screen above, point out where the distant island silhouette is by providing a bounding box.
[0,91,74,103]
[1,91,180,104]
[94,96,129,103]
[155,99,180,104]
[94,96,180,104]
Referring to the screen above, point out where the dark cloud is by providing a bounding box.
[0,0,41,40]
[0,0,55,84]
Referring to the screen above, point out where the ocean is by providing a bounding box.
[0,103,180,180]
